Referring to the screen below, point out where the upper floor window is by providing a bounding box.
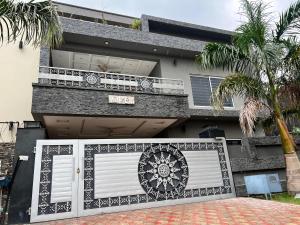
[190,76,233,107]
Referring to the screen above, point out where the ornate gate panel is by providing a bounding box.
[78,138,235,217]
[31,138,235,222]
[31,140,79,223]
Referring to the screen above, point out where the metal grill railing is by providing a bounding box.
[39,66,185,95]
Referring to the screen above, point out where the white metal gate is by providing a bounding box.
[31,138,235,223]
[31,140,79,222]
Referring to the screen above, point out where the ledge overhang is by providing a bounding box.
[189,109,240,120]
[32,84,190,121]
[60,17,205,58]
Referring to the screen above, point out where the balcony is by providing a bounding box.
[32,67,189,138]
[59,17,203,57]
[38,66,185,95]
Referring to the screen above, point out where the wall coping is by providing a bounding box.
[32,83,189,98]
[247,136,300,146]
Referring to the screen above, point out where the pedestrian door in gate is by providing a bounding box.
[31,140,79,223]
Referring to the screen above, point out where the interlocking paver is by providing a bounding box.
[33,198,300,225]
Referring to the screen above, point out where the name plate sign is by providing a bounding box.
[108,95,135,105]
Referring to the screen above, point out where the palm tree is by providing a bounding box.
[0,0,62,47]
[263,72,300,135]
[196,0,300,194]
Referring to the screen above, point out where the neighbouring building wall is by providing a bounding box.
[0,42,40,142]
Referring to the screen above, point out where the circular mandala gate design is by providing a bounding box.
[138,144,189,200]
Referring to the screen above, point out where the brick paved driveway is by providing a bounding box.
[35,198,300,225]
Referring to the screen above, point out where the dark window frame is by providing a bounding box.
[190,75,234,108]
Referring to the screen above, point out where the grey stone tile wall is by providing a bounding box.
[0,143,15,176]
[228,136,300,196]
[39,47,50,67]
[189,108,240,118]
[61,17,205,53]
[31,84,244,120]
[32,84,189,119]
[0,143,15,222]
[229,137,300,172]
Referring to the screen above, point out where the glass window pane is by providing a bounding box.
[190,76,211,106]
[210,78,233,107]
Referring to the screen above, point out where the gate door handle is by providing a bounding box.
[81,157,84,180]
[72,157,75,181]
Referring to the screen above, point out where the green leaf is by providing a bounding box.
[212,73,267,110]
[274,0,300,41]
[196,43,254,74]
[0,0,62,47]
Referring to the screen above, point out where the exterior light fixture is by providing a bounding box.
[153,48,157,52]
[173,59,177,66]
[19,40,23,49]
[9,122,14,130]
[104,41,109,45]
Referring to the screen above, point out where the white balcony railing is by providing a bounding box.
[38,66,185,95]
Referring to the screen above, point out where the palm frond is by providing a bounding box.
[235,0,270,50]
[196,43,254,74]
[211,74,267,109]
[263,42,285,72]
[0,0,62,47]
[0,0,13,44]
[278,37,300,73]
[239,97,266,136]
[274,0,300,41]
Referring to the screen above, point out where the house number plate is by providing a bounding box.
[108,95,135,105]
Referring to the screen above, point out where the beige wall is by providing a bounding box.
[159,57,244,110]
[0,41,40,142]
[166,119,265,139]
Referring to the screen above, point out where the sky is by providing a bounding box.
[57,0,296,31]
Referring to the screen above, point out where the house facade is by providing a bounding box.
[0,2,265,143]
[0,2,272,224]
[34,3,266,140]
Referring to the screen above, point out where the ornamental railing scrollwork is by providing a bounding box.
[38,66,184,95]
